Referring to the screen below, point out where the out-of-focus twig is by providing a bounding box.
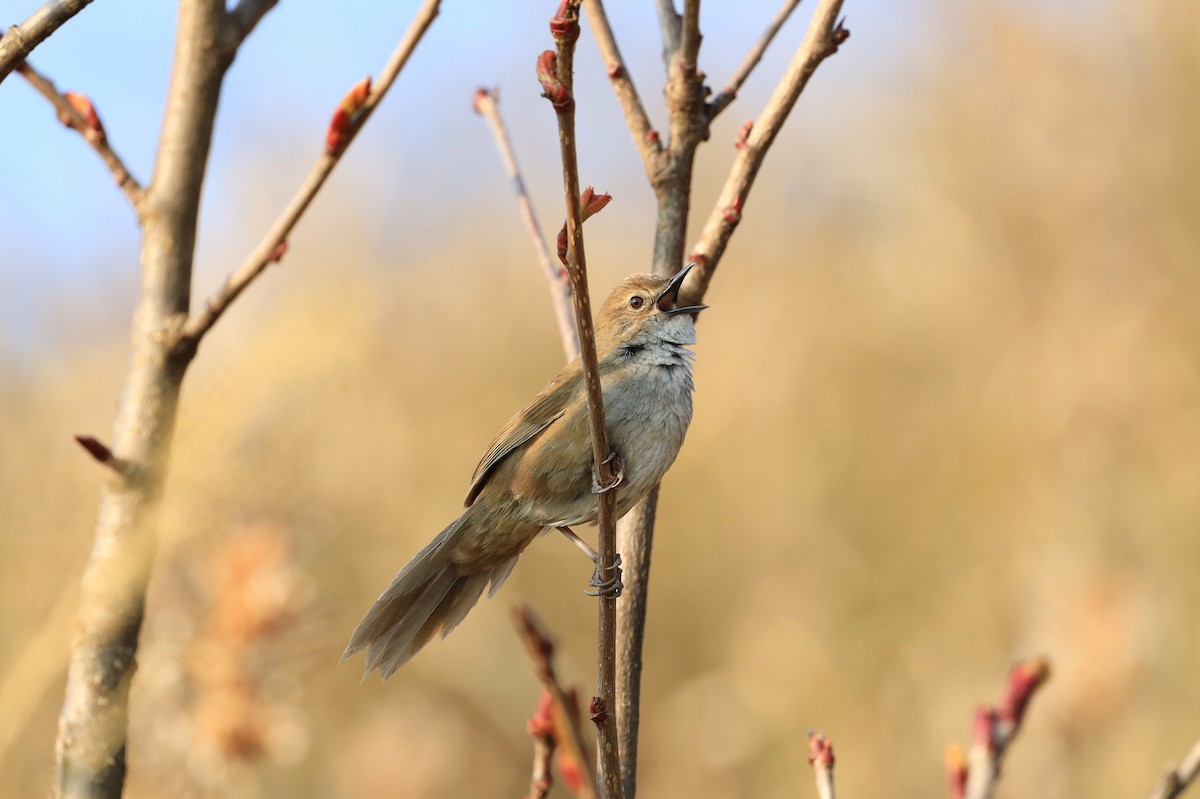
[951,656,1051,799]
[808,731,836,799]
[178,0,441,350]
[1149,737,1200,799]
[15,62,145,211]
[540,3,624,794]
[0,0,97,84]
[581,0,664,182]
[513,606,600,799]
[525,691,557,799]
[472,87,580,361]
[707,0,804,121]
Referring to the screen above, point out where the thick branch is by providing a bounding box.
[0,0,97,85]
[581,0,665,183]
[15,62,145,211]
[513,607,600,799]
[178,0,441,349]
[707,0,804,120]
[678,0,700,72]
[1148,738,1200,799]
[51,1,230,796]
[544,4,623,795]
[473,87,580,361]
[689,0,847,301]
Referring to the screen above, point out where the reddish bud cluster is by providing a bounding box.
[999,656,1051,726]
[60,92,105,139]
[268,241,288,263]
[556,187,612,264]
[722,195,744,224]
[807,731,835,767]
[325,76,372,155]
[944,744,968,799]
[735,120,754,150]
[536,50,573,112]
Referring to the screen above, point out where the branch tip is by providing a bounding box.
[807,730,835,767]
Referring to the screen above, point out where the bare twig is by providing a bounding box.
[513,607,600,799]
[652,0,681,71]
[472,87,580,360]
[0,0,97,84]
[541,3,623,795]
[956,657,1051,799]
[581,0,664,182]
[1149,738,1200,799]
[15,62,145,211]
[808,731,836,799]
[688,0,848,302]
[707,0,804,120]
[177,0,441,349]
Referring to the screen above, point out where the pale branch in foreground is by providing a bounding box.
[176,0,441,350]
[16,62,145,211]
[541,3,624,795]
[513,606,600,799]
[0,0,97,84]
[1148,737,1200,799]
[472,87,580,361]
[808,731,836,799]
[706,0,804,121]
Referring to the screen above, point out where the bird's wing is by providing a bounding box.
[464,358,582,506]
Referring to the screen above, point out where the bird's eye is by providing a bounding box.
[629,295,645,309]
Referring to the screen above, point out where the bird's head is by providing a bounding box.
[594,264,707,355]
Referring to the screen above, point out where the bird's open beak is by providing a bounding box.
[656,263,709,316]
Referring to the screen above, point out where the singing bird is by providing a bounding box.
[344,265,705,678]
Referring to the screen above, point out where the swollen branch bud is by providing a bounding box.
[549,0,580,43]
[325,76,372,156]
[735,120,753,150]
[998,656,1051,727]
[807,731,835,767]
[536,50,572,113]
[472,86,493,115]
[60,92,105,140]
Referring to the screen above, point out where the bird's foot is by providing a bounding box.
[592,452,626,495]
[584,553,623,598]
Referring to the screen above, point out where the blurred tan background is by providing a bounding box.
[1,0,1198,797]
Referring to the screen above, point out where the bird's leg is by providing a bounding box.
[592,451,626,494]
[555,526,623,598]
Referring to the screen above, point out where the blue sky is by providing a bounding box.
[0,1,923,355]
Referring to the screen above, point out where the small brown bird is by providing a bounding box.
[344,265,704,678]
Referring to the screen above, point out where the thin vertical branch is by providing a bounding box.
[1149,737,1200,799]
[0,0,98,84]
[541,2,622,795]
[652,0,681,72]
[472,87,580,361]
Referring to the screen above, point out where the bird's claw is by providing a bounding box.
[592,452,626,495]
[584,553,623,598]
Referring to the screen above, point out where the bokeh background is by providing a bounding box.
[2,0,1197,797]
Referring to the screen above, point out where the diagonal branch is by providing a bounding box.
[15,62,145,212]
[0,0,97,85]
[707,0,804,121]
[176,0,441,350]
[542,2,623,795]
[472,87,580,361]
[581,0,664,182]
[1148,737,1200,799]
[688,0,848,303]
[220,0,279,57]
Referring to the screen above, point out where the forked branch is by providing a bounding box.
[177,0,441,350]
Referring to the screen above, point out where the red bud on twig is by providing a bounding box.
[75,435,113,464]
[472,86,492,114]
[268,241,288,263]
[998,656,1051,727]
[325,76,372,155]
[807,731,835,767]
[973,705,998,752]
[528,689,555,738]
[60,92,105,139]
[722,195,744,224]
[944,744,968,799]
[735,120,753,150]
[606,63,624,79]
[645,130,660,143]
[536,50,572,113]
[549,0,580,44]
[557,188,612,264]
